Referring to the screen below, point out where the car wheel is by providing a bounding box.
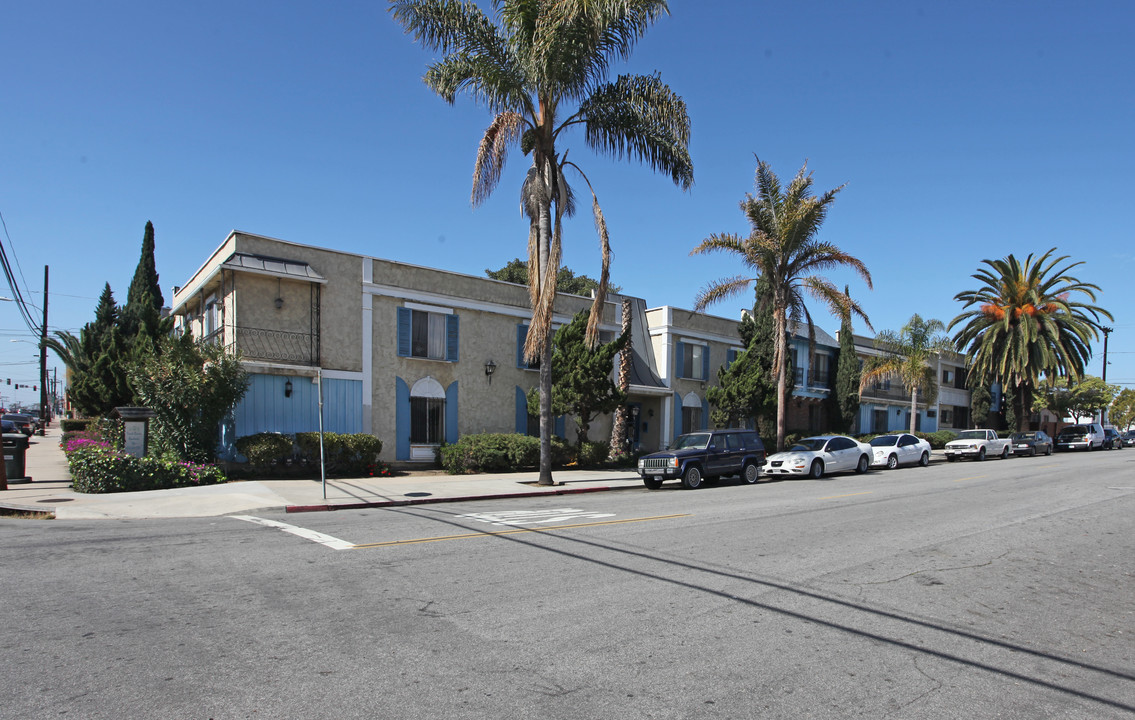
[977,447,986,461]
[809,460,824,479]
[856,454,870,474]
[886,454,898,470]
[1000,445,1010,459]
[1029,447,1036,457]
[919,451,929,467]
[643,478,662,490]
[681,465,703,489]
[1046,444,1052,456]
[741,462,760,484]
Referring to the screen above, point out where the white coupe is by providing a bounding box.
[868,433,932,469]
[763,435,873,479]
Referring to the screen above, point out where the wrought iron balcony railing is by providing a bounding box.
[229,326,319,366]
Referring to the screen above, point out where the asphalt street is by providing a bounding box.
[2,449,1133,719]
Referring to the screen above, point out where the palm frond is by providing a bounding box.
[472,112,526,207]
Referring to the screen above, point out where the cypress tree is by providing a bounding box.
[68,284,133,416]
[834,287,861,433]
[122,220,168,353]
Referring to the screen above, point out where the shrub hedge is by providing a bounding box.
[66,443,226,494]
[233,432,295,467]
[230,431,387,478]
[438,433,571,474]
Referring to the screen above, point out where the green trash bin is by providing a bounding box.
[3,432,29,483]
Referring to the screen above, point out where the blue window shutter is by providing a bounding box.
[515,387,528,433]
[517,324,527,368]
[702,347,710,380]
[446,381,459,444]
[702,398,710,429]
[727,348,738,365]
[396,307,411,357]
[395,377,410,460]
[675,341,685,378]
[673,392,682,438]
[555,415,565,438]
[446,314,459,362]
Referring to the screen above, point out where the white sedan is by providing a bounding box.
[868,433,932,469]
[763,435,873,479]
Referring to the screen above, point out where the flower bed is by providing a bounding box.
[64,442,227,494]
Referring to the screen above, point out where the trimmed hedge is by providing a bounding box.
[66,444,226,494]
[295,432,384,476]
[233,432,295,467]
[60,419,93,433]
[438,433,571,474]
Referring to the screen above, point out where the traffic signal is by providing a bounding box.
[32,386,36,392]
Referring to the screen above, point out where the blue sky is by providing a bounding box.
[2,1,1133,411]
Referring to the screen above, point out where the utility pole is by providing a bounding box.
[39,263,48,431]
[1101,326,1113,426]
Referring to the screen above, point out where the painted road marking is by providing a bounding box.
[954,475,986,483]
[233,515,356,550]
[456,507,616,526]
[819,491,873,500]
[353,514,690,549]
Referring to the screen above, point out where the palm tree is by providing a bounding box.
[949,249,1111,428]
[392,0,693,484]
[692,158,872,451]
[860,314,954,434]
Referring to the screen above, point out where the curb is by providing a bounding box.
[286,483,634,514]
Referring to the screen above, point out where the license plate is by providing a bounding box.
[654,476,662,482]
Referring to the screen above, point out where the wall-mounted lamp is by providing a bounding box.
[648,408,654,418]
[275,278,284,309]
[284,379,293,398]
[484,359,496,385]
[631,405,640,419]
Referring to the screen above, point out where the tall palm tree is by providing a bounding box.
[392,0,693,485]
[860,314,954,434]
[692,158,872,451]
[949,249,1111,428]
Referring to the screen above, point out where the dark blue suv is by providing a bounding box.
[637,429,766,489]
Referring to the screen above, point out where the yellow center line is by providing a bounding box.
[954,475,986,482]
[819,491,873,500]
[353,513,691,549]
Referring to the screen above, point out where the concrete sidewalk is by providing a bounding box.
[0,425,643,520]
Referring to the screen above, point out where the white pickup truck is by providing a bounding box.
[943,429,1011,462]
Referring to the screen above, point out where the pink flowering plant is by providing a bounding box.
[65,441,227,494]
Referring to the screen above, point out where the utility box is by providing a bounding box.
[3,432,30,483]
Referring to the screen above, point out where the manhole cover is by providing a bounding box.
[38,498,73,503]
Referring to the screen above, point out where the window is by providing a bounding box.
[409,376,446,445]
[955,367,968,389]
[678,341,708,380]
[811,354,831,387]
[204,297,219,340]
[681,406,702,434]
[808,404,823,432]
[793,350,804,386]
[397,307,458,361]
[410,396,445,444]
[942,368,954,385]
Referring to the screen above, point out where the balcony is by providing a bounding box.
[861,383,917,403]
[230,326,320,366]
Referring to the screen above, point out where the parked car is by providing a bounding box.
[1009,431,1053,457]
[868,433,931,469]
[943,429,1012,462]
[2,413,33,436]
[1054,423,1105,451]
[1102,427,1124,450]
[1121,430,1135,448]
[763,435,872,479]
[0,419,16,434]
[637,429,766,490]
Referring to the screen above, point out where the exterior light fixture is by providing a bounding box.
[484,359,496,384]
[275,278,284,309]
[284,379,293,398]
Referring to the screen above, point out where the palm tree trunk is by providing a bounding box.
[608,298,632,460]
[775,311,788,451]
[536,156,556,486]
[909,387,918,434]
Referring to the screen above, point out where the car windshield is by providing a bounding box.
[1010,433,1036,441]
[956,431,987,440]
[869,435,899,447]
[1059,427,1086,437]
[671,433,710,450]
[789,438,828,452]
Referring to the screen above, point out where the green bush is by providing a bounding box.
[438,433,572,474]
[61,419,93,433]
[294,432,384,476]
[576,441,610,468]
[234,432,295,466]
[919,430,957,449]
[67,445,226,494]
